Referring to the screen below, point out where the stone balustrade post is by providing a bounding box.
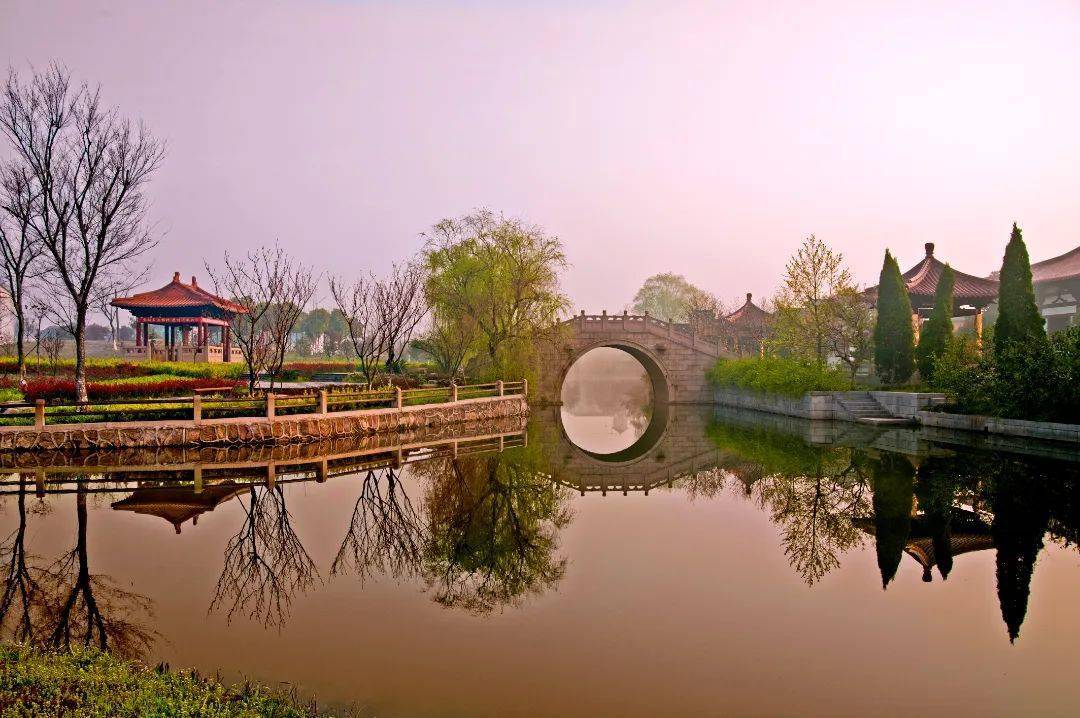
[497,380,504,396]
[318,389,328,414]
[395,386,403,408]
[522,378,528,398]
[450,383,458,402]
[266,393,276,420]
[34,400,45,429]
[192,395,202,425]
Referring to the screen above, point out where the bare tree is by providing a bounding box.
[376,262,428,373]
[0,163,45,377]
[96,272,146,351]
[1,65,164,401]
[330,272,387,386]
[206,245,317,394]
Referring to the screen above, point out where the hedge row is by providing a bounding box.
[708,356,851,398]
[23,376,244,402]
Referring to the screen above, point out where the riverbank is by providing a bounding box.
[0,645,341,717]
[714,386,1080,445]
[0,394,528,451]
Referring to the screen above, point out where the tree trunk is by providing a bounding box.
[14,309,25,379]
[74,309,88,403]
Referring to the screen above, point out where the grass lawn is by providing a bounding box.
[0,645,340,717]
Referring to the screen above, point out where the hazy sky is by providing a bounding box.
[4,0,1079,312]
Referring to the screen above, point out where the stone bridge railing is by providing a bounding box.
[568,312,726,358]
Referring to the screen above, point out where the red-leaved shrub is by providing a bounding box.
[22,377,242,402]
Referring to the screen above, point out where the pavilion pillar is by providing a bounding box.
[975,310,984,350]
[224,326,231,361]
[911,313,921,345]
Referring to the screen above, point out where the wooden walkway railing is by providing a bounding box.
[0,380,527,431]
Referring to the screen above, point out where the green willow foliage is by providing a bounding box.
[708,356,850,398]
[873,250,915,384]
[994,223,1046,361]
[915,264,955,382]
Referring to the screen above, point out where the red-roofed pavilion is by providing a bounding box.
[723,293,774,356]
[111,272,246,363]
[867,243,999,342]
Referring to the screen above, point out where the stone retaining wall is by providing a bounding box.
[0,395,528,452]
[713,388,837,420]
[918,410,1080,445]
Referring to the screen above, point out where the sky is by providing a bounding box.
[3,0,1080,313]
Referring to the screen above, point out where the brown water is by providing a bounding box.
[2,404,1080,716]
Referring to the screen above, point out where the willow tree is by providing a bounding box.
[916,264,954,382]
[994,223,1045,360]
[422,210,568,380]
[873,250,915,384]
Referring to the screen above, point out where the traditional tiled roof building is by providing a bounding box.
[1030,245,1080,332]
[111,272,246,362]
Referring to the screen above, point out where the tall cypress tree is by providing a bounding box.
[994,223,1045,360]
[916,264,955,382]
[873,250,915,384]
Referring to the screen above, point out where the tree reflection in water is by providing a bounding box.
[211,485,319,629]
[0,479,156,658]
[705,416,1080,642]
[706,422,872,585]
[332,466,424,582]
[412,448,573,614]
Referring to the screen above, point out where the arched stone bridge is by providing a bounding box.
[536,312,732,406]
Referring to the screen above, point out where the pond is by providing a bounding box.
[2,399,1080,716]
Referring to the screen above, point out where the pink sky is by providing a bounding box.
[4,0,1080,313]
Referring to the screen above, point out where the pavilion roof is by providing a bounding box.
[111,482,246,534]
[724,293,773,327]
[866,243,999,309]
[1031,244,1080,284]
[111,272,247,315]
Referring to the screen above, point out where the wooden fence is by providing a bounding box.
[0,380,527,430]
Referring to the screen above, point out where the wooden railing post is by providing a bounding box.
[192,395,202,425]
[522,378,528,398]
[34,400,45,429]
[451,383,458,402]
[318,389,328,415]
[395,386,403,409]
[497,380,504,396]
[266,393,275,421]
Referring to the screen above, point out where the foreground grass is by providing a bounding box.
[0,645,330,717]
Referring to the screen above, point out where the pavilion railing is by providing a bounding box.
[0,380,527,430]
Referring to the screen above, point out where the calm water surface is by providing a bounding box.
[2,379,1080,715]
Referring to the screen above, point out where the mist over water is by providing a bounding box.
[559,347,654,454]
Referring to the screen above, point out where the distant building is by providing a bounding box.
[1030,245,1080,333]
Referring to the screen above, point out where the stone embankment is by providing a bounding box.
[0,395,528,452]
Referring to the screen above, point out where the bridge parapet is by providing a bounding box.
[567,312,726,358]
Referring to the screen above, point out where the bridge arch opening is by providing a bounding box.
[558,344,671,461]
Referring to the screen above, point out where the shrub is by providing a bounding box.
[23,376,243,402]
[931,326,1080,423]
[708,356,850,398]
